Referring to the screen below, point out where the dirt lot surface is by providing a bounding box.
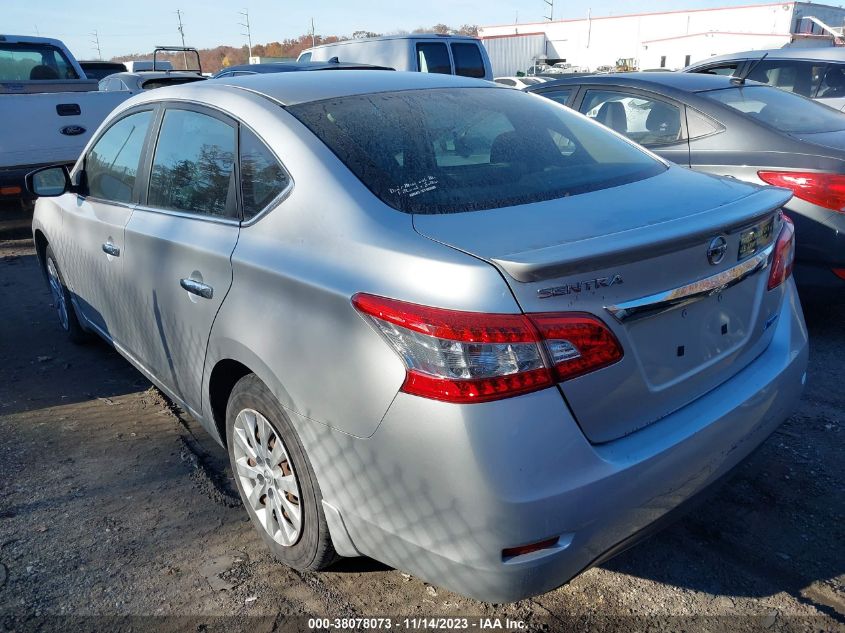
[0,206,843,632]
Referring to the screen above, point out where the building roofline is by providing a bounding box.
[641,31,793,44]
[480,2,798,31]
[480,31,547,41]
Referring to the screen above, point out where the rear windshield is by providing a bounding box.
[702,85,845,134]
[288,88,665,214]
[0,43,79,81]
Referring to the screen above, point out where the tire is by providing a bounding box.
[225,373,338,570]
[43,245,88,344]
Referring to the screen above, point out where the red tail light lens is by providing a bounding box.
[768,215,795,291]
[833,268,845,281]
[758,171,845,213]
[352,293,623,403]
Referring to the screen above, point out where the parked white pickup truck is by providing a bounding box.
[0,35,131,205]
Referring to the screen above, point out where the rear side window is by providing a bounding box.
[240,127,290,220]
[148,109,237,218]
[85,110,153,203]
[747,59,825,98]
[288,87,664,214]
[451,43,485,78]
[695,63,739,77]
[0,43,79,81]
[417,43,451,75]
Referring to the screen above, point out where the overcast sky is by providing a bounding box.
[6,0,794,59]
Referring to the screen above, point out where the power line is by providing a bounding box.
[239,9,253,59]
[175,9,188,69]
[90,30,102,60]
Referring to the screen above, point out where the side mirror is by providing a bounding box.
[26,165,70,197]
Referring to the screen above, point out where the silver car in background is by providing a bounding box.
[29,71,808,602]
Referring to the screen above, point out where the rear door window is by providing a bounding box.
[451,43,485,78]
[147,108,237,218]
[580,89,684,146]
[746,59,825,98]
[416,42,451,75]
[85,110,154,203]
[536,87,574,106]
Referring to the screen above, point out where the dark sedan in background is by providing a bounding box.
[526,73,845,289]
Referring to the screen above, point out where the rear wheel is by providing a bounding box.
[44,245,88,344]
[225,374,338,570]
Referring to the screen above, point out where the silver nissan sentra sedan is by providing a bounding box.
[28,71,808,602]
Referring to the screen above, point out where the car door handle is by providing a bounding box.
[180,278,214,299]
[101,242,120,257]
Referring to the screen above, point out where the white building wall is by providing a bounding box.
[480,2,844,74]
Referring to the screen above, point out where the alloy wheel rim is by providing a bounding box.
[232,408,303,546]
[46,258,69,331]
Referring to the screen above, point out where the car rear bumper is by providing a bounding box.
[789,204,845,288]
[293,282,808,602]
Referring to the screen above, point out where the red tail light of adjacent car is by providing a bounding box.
[758,171,845,213]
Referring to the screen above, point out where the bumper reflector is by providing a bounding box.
[502,536,560,560]
[0,186,22,196]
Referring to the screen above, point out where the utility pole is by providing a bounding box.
[544,0,554,21]
[90,30,102,60]
[310,17,316,48]
[175,9,188,69]
[240,9,253,60]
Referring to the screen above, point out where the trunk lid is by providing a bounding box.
[414,167,792,443]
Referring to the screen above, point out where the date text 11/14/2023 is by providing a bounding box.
[307,617,527,630]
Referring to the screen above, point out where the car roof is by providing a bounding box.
[210,69,499,106]
[108,71,204,80]
[217,61,392,75]
[688,47,845,67]
[530,71,752,93]
[305,33,480,50]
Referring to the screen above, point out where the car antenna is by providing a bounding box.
[732,52,768,85]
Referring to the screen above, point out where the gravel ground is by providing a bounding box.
[0,208,843,633]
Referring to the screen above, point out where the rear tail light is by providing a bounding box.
[833,268,845,281]
[352,293,623,404]
[758,171,845,213]
[768,215,795,291]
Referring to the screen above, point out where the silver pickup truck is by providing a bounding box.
[0,35,130,205]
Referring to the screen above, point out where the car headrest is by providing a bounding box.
[824,66,845,89]
[646,103,680,137]
[30,65,59,80]
[489,131,523,164]
[596,101,628,134]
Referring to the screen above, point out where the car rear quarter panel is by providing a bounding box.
[202,106,519,439]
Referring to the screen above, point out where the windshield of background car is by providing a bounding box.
[0,43,79,81]
[702,85,845,134]
[288,87,666,214]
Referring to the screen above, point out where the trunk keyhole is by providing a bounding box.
[677,345,685,357]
